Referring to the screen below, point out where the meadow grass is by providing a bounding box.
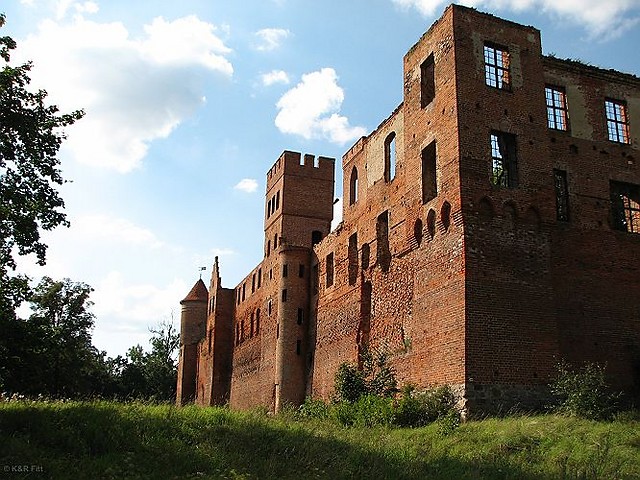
[1,400,638,479]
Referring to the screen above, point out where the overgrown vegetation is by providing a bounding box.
[550,361,621,420]
[1,399,639,479]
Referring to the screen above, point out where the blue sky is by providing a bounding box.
[4,0,640,357]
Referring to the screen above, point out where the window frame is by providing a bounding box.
[545,85,569,131]
[605,98,630,144]
[611,181,640,233]
[490,131,518,188]
[484,43,511,91]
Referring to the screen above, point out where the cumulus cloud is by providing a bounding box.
[261,70,290,86]
[73,214,165,249]
[275,68,367,145]
[392,0,640,39]
[16,14,233,172]
[234,178,259,193]
[254,28,290,51]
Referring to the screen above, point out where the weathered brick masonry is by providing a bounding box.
[177,4,640,414]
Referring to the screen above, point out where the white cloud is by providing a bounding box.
[17,14,233,173]
[73,214,165,249]
[234,178,259,193]
[392,0,640,39]
[255,28,290,51]
[261,70,290,86]
[275,68,367,145]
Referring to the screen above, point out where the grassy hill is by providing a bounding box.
[1,400,639,479]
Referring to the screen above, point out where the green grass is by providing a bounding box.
[1,400,639,479]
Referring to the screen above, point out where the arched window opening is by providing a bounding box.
[349,167,358,205]
[384,132,397,182]
[427,209,436,239]
[414,219,424,246]
[441,201,451,231]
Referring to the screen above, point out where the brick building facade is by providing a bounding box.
[177,4,640,414]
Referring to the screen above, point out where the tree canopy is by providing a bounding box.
[0,13,84,317]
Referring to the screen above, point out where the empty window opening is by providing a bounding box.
[605,99,630,144]
[276,191,280,210]
[312,230,323,246]
[273,233,278,249]
[282,264,288,278]
[484,43,510,90]
[255,309,260,333]
[242,282,246,301]
[490,132,518,188]
[269,268,273,280]
[326,253,334,287]
[349,167,359,205]
[251,274,256,293]
[427,209,436,239]
[348,233,358,286]
[361,243,370,270]
[421,141,437,204]
[296,339,301,355]
[250,312,255,337]
[384,133,397,182]
[312,264,319,295]
[611,181,640,233]
[441,202,451,231]
[414,219,424,246]
[298,264,305,278]
[420,54,435,108]
[267,240,271,257]
[257,268,262,288]
[282,289,287,302]
[268,299,272,316]
[276,323,279,339]
[376,211,391,273]
[554,169,570,222]
[297,308,304,325]
[236,289,241,305]
[546,86,568,131]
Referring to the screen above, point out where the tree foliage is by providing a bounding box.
[0,13,84,317]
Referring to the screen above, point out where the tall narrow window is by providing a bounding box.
[242,282,246,301]
[298,264,305,278]
[611,181,640,233]
[554,169,570,222]
[268,299,272,316]
[490,132,518,188]
[376,211,391,273]
[257,268,262,288]
[282,289,287,302]
[255,309,260,333]
[348,233,358,286]
[384,133,396,182]
[251,273,256,293]
[273,233,278,249]
[349,167,358,205]
[282,264,288,278]
[361,243,370,270]
[297,308,304,325]
[275,191,280,210]
[312,230,322,246]
[605,99,630,144]
[421,141,437,203]
[546,86,568,131]
[326,253,334,287]
[420,54,435,108]
[296,340,301,355]
[484,43,510,90]
[250,311,255,337]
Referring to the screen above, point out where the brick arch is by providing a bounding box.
[502,200,518,220]
[523,205,541,232]
[413,218,424,246]
[440,200,452,231]
[477,196,495,220]
[427,208,437,239]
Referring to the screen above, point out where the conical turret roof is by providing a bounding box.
[181,279,208,303]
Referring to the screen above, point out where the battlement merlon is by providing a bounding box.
[266,150,335,192]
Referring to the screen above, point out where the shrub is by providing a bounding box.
[394,385,457,427]
[331,395,395,428]
[297,397,330,420]
[333,348,397,403]
[334,363,367,403]
[550,361,619,420]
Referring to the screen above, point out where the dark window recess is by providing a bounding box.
[242,283,246,301]
[275,190,280,210]
[267,239,271,256]
[384,133,396,182]
[250,312,255,337]
[361,243,370,270]
[268,299,272,316]
[605,99,630,144]
[484,43,510,90]
[282,289,287,302]
[276,323,279,339]
[420,54,435,108]
[255,309,260,333]
[298,264,305,278]
[282,264,288,278]
[545,86,568,131]
[251,274,256,293]
[554,169,570,222]
[349,167,358,205]
[376,211,391,273]
[414,219,423,246]
[296,339,301,355]
[490,131,518,188]
[297,308,304,325]
[312,264,319,295]
[326,253,334,287]
[257,268,262,288]
[611,181,640,233]
[348,233,358,286]
[421,140,437,203]
[312,230,323,246]
[427,209,436,239]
